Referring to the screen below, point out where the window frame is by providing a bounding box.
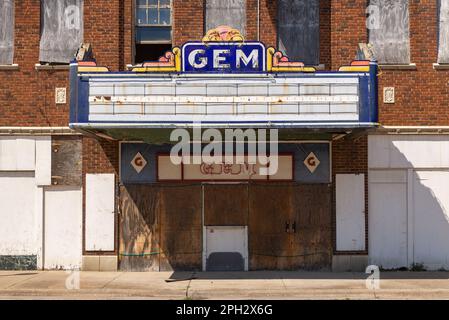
[275,0,321,66]
[135,0,173,45]
[136,0,172,27]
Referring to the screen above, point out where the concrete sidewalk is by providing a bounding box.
[1,271,449,300]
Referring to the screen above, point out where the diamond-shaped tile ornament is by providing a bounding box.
[304,152,320,174]
[131,152,147,174]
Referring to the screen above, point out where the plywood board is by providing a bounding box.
[292,185,332,270]
[44,187,82,270]
[205,0,246,35]
[51,137,82,186]
[204,184,248,226]
[278,0,320,65]
[248,184,294,270]
[369,0,410,64]
[85,174,115,252]
[0,0,14,64]
[39,0,83,63]
[159,185,202,271]
[438,0,449,63]
[249,183,332,270]
[119,185,160,271]
[336,174,366,251]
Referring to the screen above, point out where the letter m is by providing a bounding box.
[236,49,259,69]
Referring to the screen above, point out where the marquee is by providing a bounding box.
[69,26,379,133]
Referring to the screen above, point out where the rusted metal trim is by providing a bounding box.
[0,127,80,136]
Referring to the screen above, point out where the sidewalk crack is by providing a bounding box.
[101,272,124,289]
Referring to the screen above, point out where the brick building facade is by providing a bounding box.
[0,0,448,272]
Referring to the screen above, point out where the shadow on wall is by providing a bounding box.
[368,136,449,272]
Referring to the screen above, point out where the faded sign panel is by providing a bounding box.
[0,0,14,64]
[205,0,246,35]
[369,0,410,64]
[438,0,449,63]
[278,0,320,66]
[39,0,84,63]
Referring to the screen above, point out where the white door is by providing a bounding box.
[413,171,449,270]
[336,174,366,251]
[369,170,408,269]
[204,226,248,271]
[44,187,82,270]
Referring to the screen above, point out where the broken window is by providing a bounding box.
[39,0,83,64]
[0,0,14,65]
[278,0,320,66]
[135,0,172,63]
[205,0,246,35]
[438,0,449,63]
[369,0,410,64]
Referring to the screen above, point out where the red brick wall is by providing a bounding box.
[0,0,125,127]
[173,0,204,46]
[2,1,448,128]
[378,1,449,126]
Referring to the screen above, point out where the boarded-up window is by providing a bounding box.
[369,0,410,64]
[438,0,449,63]
[39,0,83,64]
[205,0,246,35]
[278,0,320,66]
[0,0,14,65]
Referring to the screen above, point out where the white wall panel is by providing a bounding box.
[336,174,366,251]
[413,171,449,270]
[0,137,35,171]
[85,174,115,251]
[369,136,449,269]
[368,170,408,269]
[369,135,449,169]
[0,173,37,255]
[44,187,83,270]
[35,136,52,186]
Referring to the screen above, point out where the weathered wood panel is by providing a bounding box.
[159,185,202,271]
[0,0,14,64]
[249,183,332,270]
[119,185,160,271]
[51,136,82,186]
[120,184,202,271]
[40,0,84,63]
[204,184,248,226]
[278,0,320,65]
[249,184,294,270]
[205,0,246,35]
[438,0,449,63]
[292,185,332,270]
[369,0,410,64]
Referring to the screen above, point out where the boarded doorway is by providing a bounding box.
[119,184,202,271]
[119,183,332,271]
[249,183,332,270]
[203,184,249,271]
